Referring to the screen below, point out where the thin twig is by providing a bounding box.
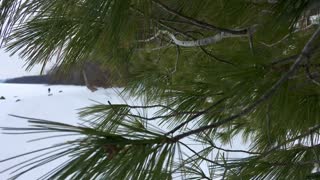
[152,0,248,35]
[260,24,316,47]
[266,103,272,145]
[171,45,180,74]
[263,124,320,155]
[305,59,320,86]
[112,102,176,112]
[211,143,260,155]
[200,46,235,66]
[166,97,227,135]
[270,54,299,65]
[179,141,225,167]
[201,132,260,155]
[248,26,255,54]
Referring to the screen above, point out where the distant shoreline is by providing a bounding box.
[3,75,89,86]
[1,74,107,87]
[4,75,50,84]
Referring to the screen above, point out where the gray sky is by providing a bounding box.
[0,49,50,79]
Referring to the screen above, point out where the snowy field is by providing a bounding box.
[0,83,249,179]
[0,83,129,179]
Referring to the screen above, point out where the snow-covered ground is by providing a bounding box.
[0,83,249,179]
[0,83,128,179]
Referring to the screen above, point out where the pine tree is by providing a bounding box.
[1,0,320,179]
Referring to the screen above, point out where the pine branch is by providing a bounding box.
[172,26,320,141]
[131,6,234,65]
[158,23,234,65]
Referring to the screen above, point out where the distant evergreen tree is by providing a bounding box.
[1,0,320,179]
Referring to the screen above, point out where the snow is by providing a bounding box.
[0,83,126,179]
[310,14,320,25]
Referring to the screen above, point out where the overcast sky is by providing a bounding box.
[0,49,51,79]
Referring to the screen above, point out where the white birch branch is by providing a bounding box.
[137,30,248,47]
[137,31,162,43]
[159,30,246,47]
